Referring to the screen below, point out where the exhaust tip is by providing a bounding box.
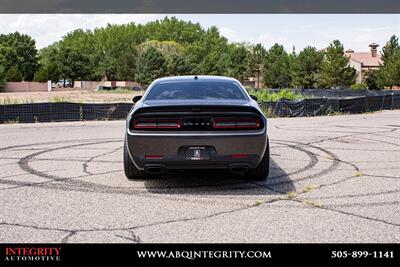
[229,165,250,176]
[145,165,165,175]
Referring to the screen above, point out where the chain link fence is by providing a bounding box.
[1,94,400,123]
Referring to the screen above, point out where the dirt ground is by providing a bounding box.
[0,90,143,104]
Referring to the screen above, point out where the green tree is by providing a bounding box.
[0,32,38,81]
[292,46,324,88]
[317,40,356,88]
[0,65,5,90]
[263,44,292,88]
[364,69,379,89]
[142,17,205,45]
[5,66,23,82]
[228,45,249,83]
[94,25,137,81]
[135,47,167,86]
[376,35,400,88]
[167,54,190,76]
[0,45,19,71]
[185,26,230,75]
[33,62,60,82]
[247,43,266,88]
[57,46,92,85]
[381,35,399,63]
[34,43,61,82]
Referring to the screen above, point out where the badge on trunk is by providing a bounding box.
[186,147,210,160]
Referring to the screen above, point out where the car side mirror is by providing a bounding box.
[132,95,142,103]
[250,95,258,101]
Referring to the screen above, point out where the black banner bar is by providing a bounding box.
[0,244,399,266]
[1,0,400,14]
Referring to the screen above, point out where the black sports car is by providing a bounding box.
[124,75,269,180]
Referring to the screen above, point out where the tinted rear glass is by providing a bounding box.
[146,81,247,100]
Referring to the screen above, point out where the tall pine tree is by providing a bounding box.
[263,44,292,88]
[317,40,356,88]
[377,35,400,88]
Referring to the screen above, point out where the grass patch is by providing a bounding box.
[355,171,363,177]
[254,200,264,206]
[50,96,70,103]
[95,88,144,94]
[287,191,298,199]
[302,185,320,193]
[302,199,323,208]
[0,96,20,105]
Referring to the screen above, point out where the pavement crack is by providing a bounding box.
[61,231,77,243]
[115,231,141,243]
[82,147,122,175]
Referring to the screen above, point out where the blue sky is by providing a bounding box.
[0,14,399,52]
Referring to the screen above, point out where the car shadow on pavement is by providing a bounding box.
[142,159,295,195]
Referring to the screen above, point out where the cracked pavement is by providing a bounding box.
[0,110,399,243]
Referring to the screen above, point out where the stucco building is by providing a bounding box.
[345,43,383,83]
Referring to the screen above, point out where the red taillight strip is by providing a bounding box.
[212,118,236,129]
[157,119,182,129]
[133,119,181,129]
[134,119,158,129]
[212,118,260,129]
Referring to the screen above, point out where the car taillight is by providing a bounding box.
[212,118,260,129]
[133,119,181,129]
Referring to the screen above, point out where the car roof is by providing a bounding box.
[154,75,238,83]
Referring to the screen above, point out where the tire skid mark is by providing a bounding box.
[0,119,399,239]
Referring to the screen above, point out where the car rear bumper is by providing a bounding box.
[126,130,268,170]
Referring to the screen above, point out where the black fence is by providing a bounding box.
[0,103,133,123]
[264,88,400,98]
[1,94,400,123]
[260,94,400,117]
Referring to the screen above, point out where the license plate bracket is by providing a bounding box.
[185,147,210,160]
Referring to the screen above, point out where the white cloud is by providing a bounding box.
[219,27,241,42]
[0,14,161,48]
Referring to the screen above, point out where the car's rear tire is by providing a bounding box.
[124,137,146,180]
[248,139,270,181]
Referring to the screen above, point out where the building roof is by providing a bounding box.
[346,52,383,67]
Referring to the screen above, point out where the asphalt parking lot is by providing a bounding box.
[0,111,399,243]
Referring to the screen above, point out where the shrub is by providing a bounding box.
[351,83,368,90]
[248,89,304,102]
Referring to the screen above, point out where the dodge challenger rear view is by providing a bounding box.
[124,75,270,180]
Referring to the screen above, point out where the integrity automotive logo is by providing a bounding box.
[2,246,62,263]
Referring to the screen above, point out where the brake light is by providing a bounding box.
[133,119,181,129]
[212,118,260,129]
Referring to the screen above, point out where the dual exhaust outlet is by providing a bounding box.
[144,164,250,176]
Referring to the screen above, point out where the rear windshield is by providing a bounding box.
[145,81,247,100]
